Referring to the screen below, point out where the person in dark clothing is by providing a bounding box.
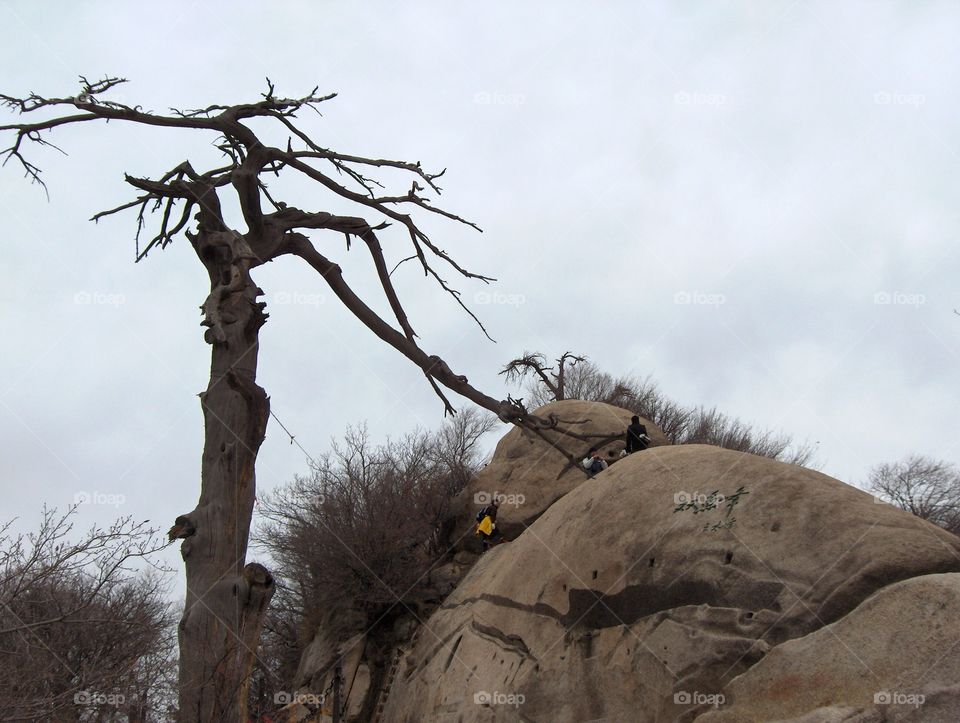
[476,498,501,551]
[625,415,651,454]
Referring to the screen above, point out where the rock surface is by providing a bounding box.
[696,572,960,723]
[452,399,669,544]
[382,444,960,722]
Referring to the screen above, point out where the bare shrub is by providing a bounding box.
[255,410,496,631]
[868,455,960,534]
[680,406,817,466]
[0,506,175,722]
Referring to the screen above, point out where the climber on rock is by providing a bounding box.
[625,415,651,454]
[476,497,502,552]
[582,448,608,477]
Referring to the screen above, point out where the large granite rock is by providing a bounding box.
[696,572,960,723]
[382,444,960,722]
[452,399,669,543]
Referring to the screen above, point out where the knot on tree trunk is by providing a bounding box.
[241,562,274,593]
[167,514,196,541]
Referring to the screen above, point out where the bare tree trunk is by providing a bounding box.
[174,228,274,722]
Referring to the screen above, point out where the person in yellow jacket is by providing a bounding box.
[475,498,501,552]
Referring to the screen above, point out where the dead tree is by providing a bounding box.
[500,351,586,402]
[501,350,585,402]
[0,76,583,721]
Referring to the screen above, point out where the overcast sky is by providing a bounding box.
[1,1,957,579]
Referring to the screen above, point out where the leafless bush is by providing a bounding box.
[559,362,635,408]
[0,506,175,722]
[868,455,960,534]
[680,406,817,466]
[255,410,496,632]
[432,408,500,496]
[609,374,692,441]
[505,353,817,467]
[249,412,496,717]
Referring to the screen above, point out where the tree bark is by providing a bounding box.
[174,227,274,722]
